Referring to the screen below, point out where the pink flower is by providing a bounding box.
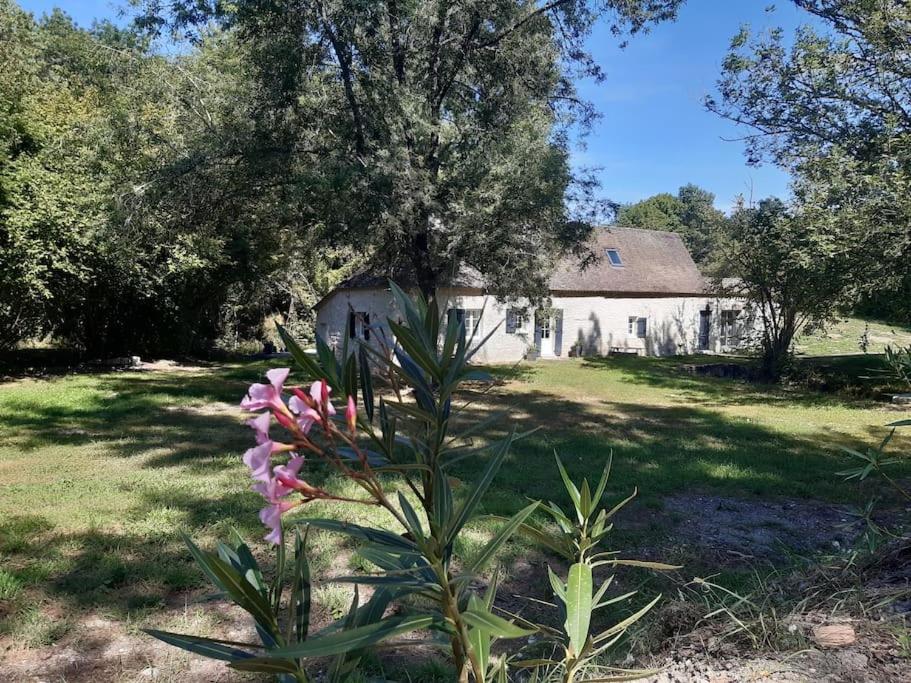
[259,499,298,545]
[310,380,336,417]
[246,412,295,453]
[289,394,321,434]
[273,455,305,487]
[242,442,272,483]
[345,396,357,434]
[241,368,290,413]
[247,412,271,445]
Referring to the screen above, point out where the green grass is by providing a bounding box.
[0,355,909,648]
[795,316,911,356]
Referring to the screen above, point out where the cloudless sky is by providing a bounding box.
[17,0,809,212]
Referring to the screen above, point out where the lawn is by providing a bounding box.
[794,315,911,356]
[1,355,909,676]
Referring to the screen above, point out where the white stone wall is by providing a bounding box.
[314,287,756,362]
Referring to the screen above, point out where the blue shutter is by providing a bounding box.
[554,309,564,356]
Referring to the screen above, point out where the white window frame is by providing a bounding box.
[449,308,482,337]
[628,316,647,339]
[720,309,740,347]
[605,248,623,267]
[506,308,528,334]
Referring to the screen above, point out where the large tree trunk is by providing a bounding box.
[408,227,440,301]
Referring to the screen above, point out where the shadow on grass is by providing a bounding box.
[576,354,895,409]
[0,358,906,627]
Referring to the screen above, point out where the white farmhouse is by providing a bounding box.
[314,227,753,362]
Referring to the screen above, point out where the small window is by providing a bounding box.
[506,308,527,334]
[448,308,482,336]
[348,311,370,340]
[720,309,740,347]
[605,248,623,267]
[628,316,647,339]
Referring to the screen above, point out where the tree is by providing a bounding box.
[714,197,854,380]
[706,0,911,320]
[136,0,683,299]
[0,4,307,354]
[616,183,725,262]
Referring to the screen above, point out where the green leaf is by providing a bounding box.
[591,452,613,507]
[564,562,593,656]
[502,524,575,560]
[465,501,539,575]
[432,464,453,536]
[292,527,311,643]
[547,565,566,603]
[555,455,581,509]
[277,324,324,380]
[887,419,911,427]
[593,595,661,643]
[342,350,358,404]
[398,492,425,541]
[181,532,227,592]
[142,629,256,662]
[592,559,682,571]
[358,343,374,423]
[182,534,277,634]
[264,614,438,659]
[300,519,417,551]
[466,595,491,674]
[446,432,514,544]
[228,530,267,597]
[228,658,301,674]
[462,607,536,639]
[580,479,592,521]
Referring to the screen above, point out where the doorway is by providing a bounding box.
[698,308,712,350]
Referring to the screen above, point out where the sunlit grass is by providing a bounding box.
[0,354,908,646]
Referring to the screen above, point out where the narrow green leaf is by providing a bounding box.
[591,452,613,507]
[547,565,566,603]
[555,455,581,509]
[466,501,539,575]
[264,614,438,659]
[432,464,453,535]
[299,519,417,550]
[565,563,593,656]
[142,629,256,662]
[398,492,425,540]
[466,595,491,674]
[593,595,661,643]
[358,343,374,423]
[580,479,592,521]
[462,607,536,639]
[277,324,324,380]
[446,432,514,544]
[293,527,311,643]
[229,658,301,674]
[181,533,226,592]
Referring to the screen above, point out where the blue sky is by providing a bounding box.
[18,0,808,212]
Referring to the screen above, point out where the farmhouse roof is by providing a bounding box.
[322,226,706,304]
[549,226,707,295]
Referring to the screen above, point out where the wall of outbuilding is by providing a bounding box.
[314,287,756,362]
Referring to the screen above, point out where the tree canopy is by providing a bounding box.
[615,183,725,262]
[707,0,911,320]
[135,0,683,298]
[714,197,855,380]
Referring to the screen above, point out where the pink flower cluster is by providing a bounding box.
[240,368,353,544]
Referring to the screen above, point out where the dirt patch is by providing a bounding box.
[136,360,212,373]
[642,493,867,565]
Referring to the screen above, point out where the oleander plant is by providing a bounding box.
[145,282,673,682]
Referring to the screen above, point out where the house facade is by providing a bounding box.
[314,227,755,362]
